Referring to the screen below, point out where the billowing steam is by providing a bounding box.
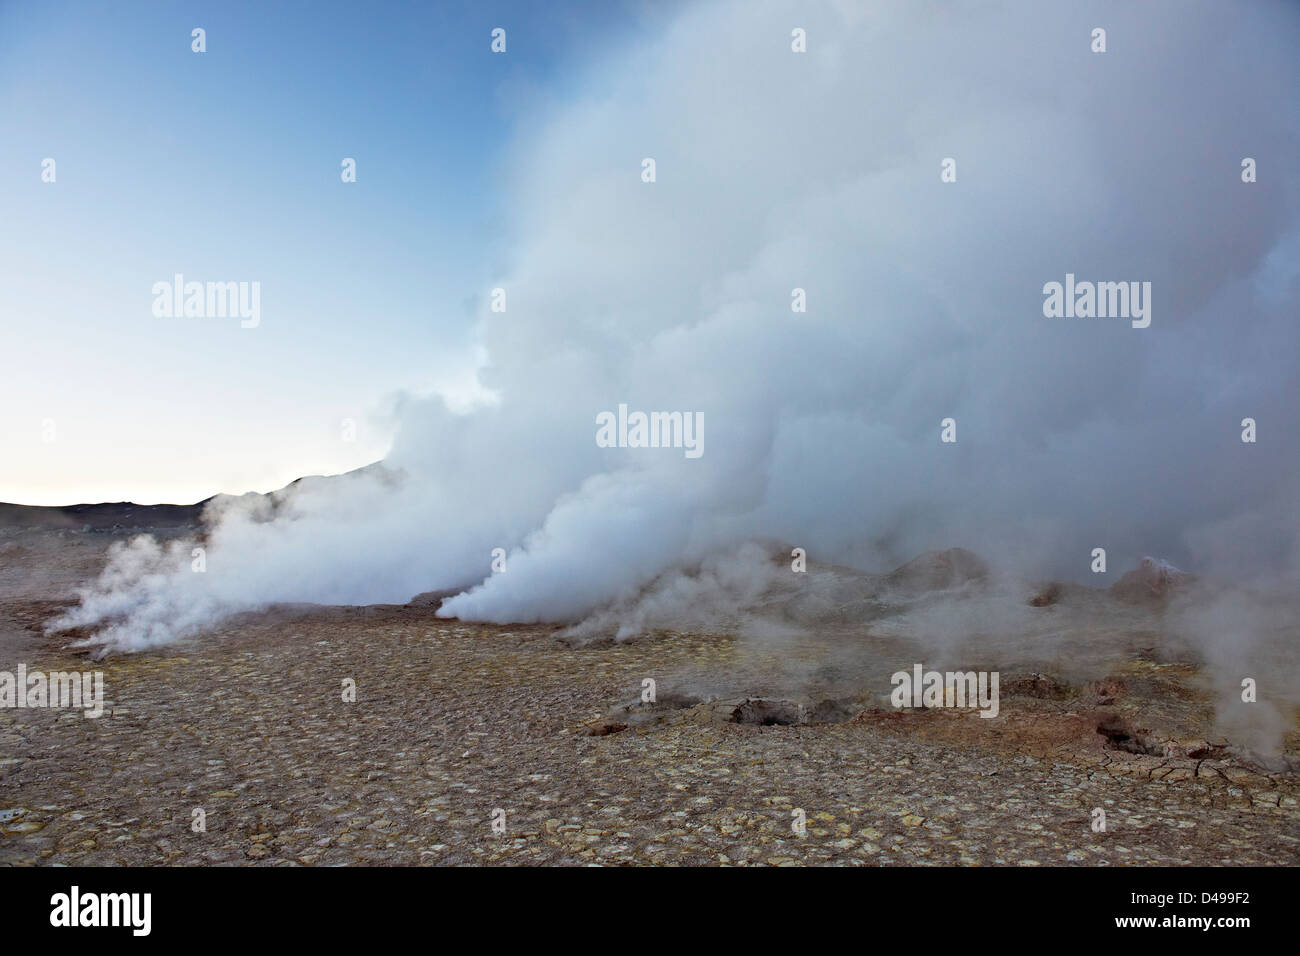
[51,0,1300,665]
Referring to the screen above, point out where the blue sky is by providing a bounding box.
[0,0,672,504]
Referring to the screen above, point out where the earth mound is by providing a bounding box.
[1110,556,1194,605]
[884,547,990,596]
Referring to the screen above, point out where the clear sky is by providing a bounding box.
[0,0,671,505]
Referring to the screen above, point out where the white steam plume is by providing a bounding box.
[51,0,1300,653]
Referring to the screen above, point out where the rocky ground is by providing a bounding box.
[1,528,1298,866]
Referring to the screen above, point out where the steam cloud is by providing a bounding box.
[52,0,1300,656]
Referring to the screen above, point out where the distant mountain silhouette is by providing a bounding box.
[0,462,387,532]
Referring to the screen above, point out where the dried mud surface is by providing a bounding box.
[1,530,1298,866]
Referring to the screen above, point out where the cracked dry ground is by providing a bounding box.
[2,604,1298,866]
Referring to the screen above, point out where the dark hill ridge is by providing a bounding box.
[0,462,389,533]
[0,500,208,532]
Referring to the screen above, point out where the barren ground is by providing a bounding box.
[1,526,1298,866]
